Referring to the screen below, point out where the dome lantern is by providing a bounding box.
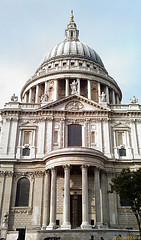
[65,10,79,41]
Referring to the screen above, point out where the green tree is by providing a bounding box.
[109,168,141,237]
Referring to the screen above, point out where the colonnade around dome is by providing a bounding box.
[22,77,120,105]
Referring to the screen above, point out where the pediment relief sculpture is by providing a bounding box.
[65,100,84,111]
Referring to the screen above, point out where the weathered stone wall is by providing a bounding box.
[118,207,137,230]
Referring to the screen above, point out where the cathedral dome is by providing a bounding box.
[40,10,104,68]
[21,10,122,105]
[41,40,104,68]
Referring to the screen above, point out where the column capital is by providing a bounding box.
[100,169,107,176]
[45,169,50,175]
[63,164,71,171]
[81,164,90,170]
[94,166,101,173]
[50,167,57,173]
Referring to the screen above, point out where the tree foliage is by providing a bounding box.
[109,168,141,236]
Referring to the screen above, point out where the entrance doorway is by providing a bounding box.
[70,194,82,228]
[16,228,25,240]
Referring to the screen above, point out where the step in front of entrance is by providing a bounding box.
[6,229,139,240]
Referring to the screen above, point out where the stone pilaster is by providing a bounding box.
[107,172,118,227]
[61,165,71,229]
[130,119,139,158]
[0,171,13,238]
[81,165,92,229]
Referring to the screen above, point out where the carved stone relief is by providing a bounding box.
[65,101,84,111]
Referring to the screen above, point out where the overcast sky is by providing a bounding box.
[0,0,141,108]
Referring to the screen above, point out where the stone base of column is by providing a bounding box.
[0,227,8,239]
[61,223,71,229]
[46,223,56,230]
[95,222,103,229]
[41,224,47,230]
[81,222,92,229]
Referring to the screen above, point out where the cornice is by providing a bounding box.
[0,171,14,177]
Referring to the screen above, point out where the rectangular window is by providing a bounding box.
[54,131,58,144]
[118,132,124,145]
[68,124,82,147]
[71,30,73,38]
[119,148,126,156]
[91,131,95,144]
[22,148,30,156]
[24,131,32,145]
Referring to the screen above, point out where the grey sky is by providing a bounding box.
[0,0,141,108]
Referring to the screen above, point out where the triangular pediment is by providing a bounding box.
[40,95,110,112]
[19,121,37,127]
[112,122,129,129]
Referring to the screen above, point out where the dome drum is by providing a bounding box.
[21,74,121,105]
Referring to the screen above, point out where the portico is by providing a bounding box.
[42,148,108,230]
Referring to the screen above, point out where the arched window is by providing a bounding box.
[68,124,82,147]
[15,177,30,207]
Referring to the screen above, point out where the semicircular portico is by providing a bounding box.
[43,147,107,170]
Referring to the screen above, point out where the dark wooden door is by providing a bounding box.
[70,194,82,227]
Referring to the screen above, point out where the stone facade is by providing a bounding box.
[0,11,141,240]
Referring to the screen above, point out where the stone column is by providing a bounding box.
[42,170,50,229]
[65,78,69,97]
[101,171,109,226]
[61,165,71,229]
[112,90,116,104]
[77,78,80,95]
[98,83,101,103]
[94,167,102,227]
[45,81,48,94]
[88,80,91,100]
[47,168,57,229]
[116,95,120,104]
[29,88,32,103]
[25,92,28,103]
[35,84,39,103]
[81,165,92,229]
[106,86,109,103]
[54,79,58,101]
